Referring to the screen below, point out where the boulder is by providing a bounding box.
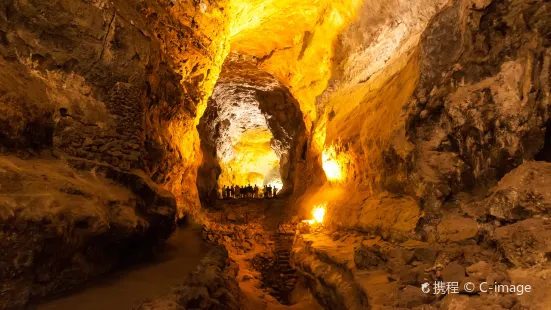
[437,213,478,242]
[494,218,551,268]
[394,285,434,308]
[466,261,492,281]
[354,244,386,269]
[440,294,470,310]
[483,162,551,221]
[397,264,431,285]
[441,262,466,283]
[411,247,438,264]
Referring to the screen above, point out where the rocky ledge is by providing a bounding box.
[291,162,551,310]
[0,156,177,310]
[292,229,550,310]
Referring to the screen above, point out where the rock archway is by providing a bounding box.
[197,54,307,204]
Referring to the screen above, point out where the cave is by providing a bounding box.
[196,54,307,206]
[1,0,551,310]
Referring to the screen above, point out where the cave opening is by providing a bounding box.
[197,54,307,204]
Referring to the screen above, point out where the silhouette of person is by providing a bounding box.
[225,186,231,199]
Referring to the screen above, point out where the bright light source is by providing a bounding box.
[312,204,326,224]
[302,204,327,226]
[267,179,283,189]
[322,145,347,182]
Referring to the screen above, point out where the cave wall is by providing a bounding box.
[197,97,223,206]
[0,0,232,307]
[0,0,234,217]
[256,87,308,195]
[406,0,551,226]
[298,0,551,241]
[1,0,550,305]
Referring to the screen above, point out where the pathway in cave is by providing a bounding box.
[33,225,208,310]
[206,198,321,310]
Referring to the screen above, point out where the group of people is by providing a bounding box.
[221,184,278,199]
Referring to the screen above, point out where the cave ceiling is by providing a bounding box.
[220,0,365,126]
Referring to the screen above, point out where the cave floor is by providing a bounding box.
[31,225,208,310]
[203,198,322,310]
[204,198,551,310]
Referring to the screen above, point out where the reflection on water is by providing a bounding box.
[34,226,207,310]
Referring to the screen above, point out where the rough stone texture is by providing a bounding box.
[437,213,479,243]
[297,189,421,241]
[0,0,233,218]
[482,161,551,221]
[54,82,146,171]
[354,244,387,270]
[494,218,551,268]
[291,228,531,310]
[0,1,230,307]
[0,156,176,309]
[404,0,551,224]
[294,0,551,244]
[135,245,241,310]
[292,233,370,310]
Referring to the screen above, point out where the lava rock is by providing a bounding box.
[483,162,551,221]
[411,247,437,264]
[494,218,551,268]
[227,213,238,222]
[441,262,466,283]
[354,244,386,269]
[466,261,492,281]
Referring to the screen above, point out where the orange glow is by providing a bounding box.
[228,0,365,124]
[303,203,327,225]
[322,145,348,182]
[312,204,326,224]
[218,128,280,187]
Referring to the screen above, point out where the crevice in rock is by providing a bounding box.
[535,119,551,162]
[84,11,117,75]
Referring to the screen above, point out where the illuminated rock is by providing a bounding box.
[2,0,551,308]
[197,54,307,199]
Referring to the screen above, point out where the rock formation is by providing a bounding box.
[1,0,550,309]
